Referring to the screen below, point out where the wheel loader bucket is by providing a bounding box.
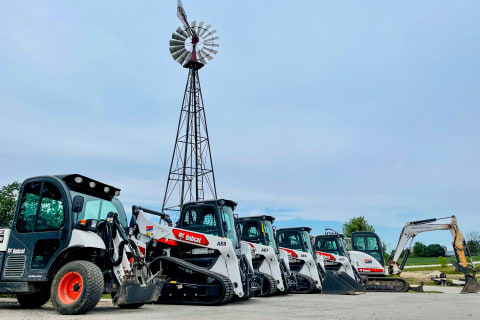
[461,276,480,294]
[113,275,163,306]
[321,271,366,295]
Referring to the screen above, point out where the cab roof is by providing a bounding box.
[238,215,275,223]
[56,174,120,200]
[183,199,237,209]
[277,226,312,233]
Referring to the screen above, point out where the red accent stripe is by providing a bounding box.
[156,238,178,246]
[316,251,336,261]
[280,247,298,258]
[358,268,384,273]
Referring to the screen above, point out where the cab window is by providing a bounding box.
[182,206,219,236]
[278,232,304,252]
[36,182,64,231]
[17,182,42,232]
[17,181,65,232]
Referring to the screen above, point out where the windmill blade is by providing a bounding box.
[172,32,186,41]
[176,27,189,38]
[203,42,220,48]
[170,39,185,46]
[171,48,187,60]
[177,50,190,65]
[198,21,204,32]
[169,45,185,54]
[199,49,214,60]
[203,47,218,55]
[204,36,220,43]
[196,50,207,64]
[198,24,211,37]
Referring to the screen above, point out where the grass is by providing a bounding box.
[405,265,480,274]
[403,255,480,266]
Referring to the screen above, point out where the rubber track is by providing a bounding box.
[157,256,234,305]
[292,273,317,294]
[365,277,409,292]
[259,273,277,297]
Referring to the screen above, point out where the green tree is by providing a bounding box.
[342,216,375,238]
[425,244,445,257]
[466,232,480,256]
[413,242,427,257]
[0,181,21,227]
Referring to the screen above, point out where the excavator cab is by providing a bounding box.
[351,231,385,267]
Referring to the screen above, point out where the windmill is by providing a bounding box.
[162,0,220,213]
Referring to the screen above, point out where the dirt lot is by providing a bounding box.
[0,289,478,320]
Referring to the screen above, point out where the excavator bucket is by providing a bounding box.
[450,260,480,294]
[113,274,163,306]
[461,276,480,294]
[321,271,366,295]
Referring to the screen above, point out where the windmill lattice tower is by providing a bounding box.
[162,2,220,213]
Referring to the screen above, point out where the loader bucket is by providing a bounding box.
[113,275,163,306]
[461,276,480,294]
[321,271,366,295]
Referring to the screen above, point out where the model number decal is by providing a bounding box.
[217,241,227,246]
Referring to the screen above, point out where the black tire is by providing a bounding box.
[51,260,104,315]
[17,290,51,308]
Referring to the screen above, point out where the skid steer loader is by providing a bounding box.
[129,199,259,305]
[238,215,297,296]
[0,175,161,315]
[276,227,324,293]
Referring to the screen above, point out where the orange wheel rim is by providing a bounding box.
[57,271,83,305]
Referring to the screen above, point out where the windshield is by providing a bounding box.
[302,231,315,255]
[278,231,305,252]
[315,237,344,256]
[353,235,384,265]
[71,191,127,228]
[239,220,263,243]
[221,206,239,248]
[263,221,279,254]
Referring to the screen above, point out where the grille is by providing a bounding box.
[4,255,26,278]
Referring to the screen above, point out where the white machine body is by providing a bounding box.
[133,210,247,298]
[280,247,322,290]
[348,251,385,276]
[244,241,286,292]
[0,229,11,252]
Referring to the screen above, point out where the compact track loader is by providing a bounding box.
[276,227,324,293]
[0,175,160,315]
[238,215,296,296]
[129,199,258,305]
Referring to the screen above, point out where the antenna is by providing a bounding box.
[162,1,220,214]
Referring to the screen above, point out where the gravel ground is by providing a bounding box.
[0,290,478,320]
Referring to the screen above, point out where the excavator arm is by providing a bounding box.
[387,215,479,293]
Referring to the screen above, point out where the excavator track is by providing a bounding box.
[292,273,317,294]
[152,256,234,305]
[259,273,277,297]
[365,277,410,292]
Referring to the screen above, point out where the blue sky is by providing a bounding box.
[1,1,479,251]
